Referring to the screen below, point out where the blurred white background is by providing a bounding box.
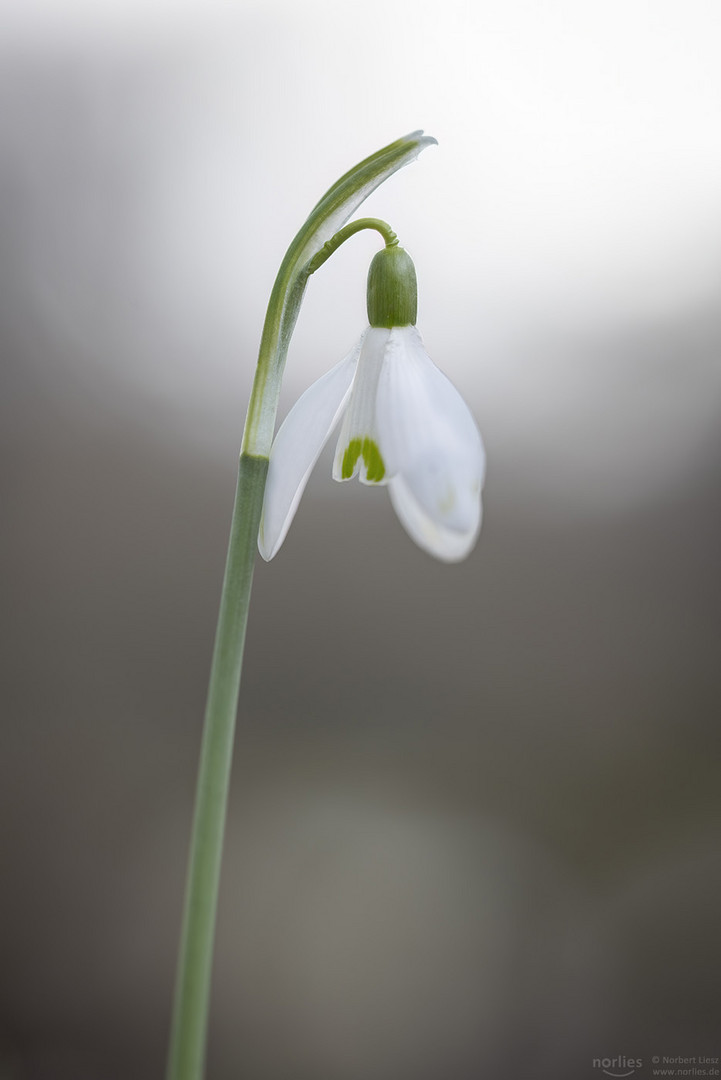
[1,1,720,1078]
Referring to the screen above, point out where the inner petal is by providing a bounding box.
[333,328,391,485]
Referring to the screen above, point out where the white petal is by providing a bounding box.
[332,328,391,485]
[376,326,485,560]
[258,340,361,560]
[388,475,482,562]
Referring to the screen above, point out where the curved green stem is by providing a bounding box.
[306,217,398,274]
[241,131,436,457]
[166,131,435,1080]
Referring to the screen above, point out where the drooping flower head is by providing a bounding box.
[259,241,485,562]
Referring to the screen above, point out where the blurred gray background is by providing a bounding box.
[1,1,720,1078]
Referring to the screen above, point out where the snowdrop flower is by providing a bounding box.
[259,244,485,563]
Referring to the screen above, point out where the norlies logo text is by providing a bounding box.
[593,1056,643,1077]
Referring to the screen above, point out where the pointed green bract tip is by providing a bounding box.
[341,437,386,481]
[366,245,418,328]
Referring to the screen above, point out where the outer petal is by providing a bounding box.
[258,339,362,560]
[388,475,483,562]
[376,327,485,562]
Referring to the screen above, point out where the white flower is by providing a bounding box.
[258,325,485,563]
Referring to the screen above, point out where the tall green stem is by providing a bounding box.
[166,454,266,1080]
[166,131,435,1080]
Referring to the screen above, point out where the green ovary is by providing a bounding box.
[341,437,386,482]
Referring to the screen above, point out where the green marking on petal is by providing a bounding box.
[341,437,386,482]
[341,439,361,479]
[362,438,386,482]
